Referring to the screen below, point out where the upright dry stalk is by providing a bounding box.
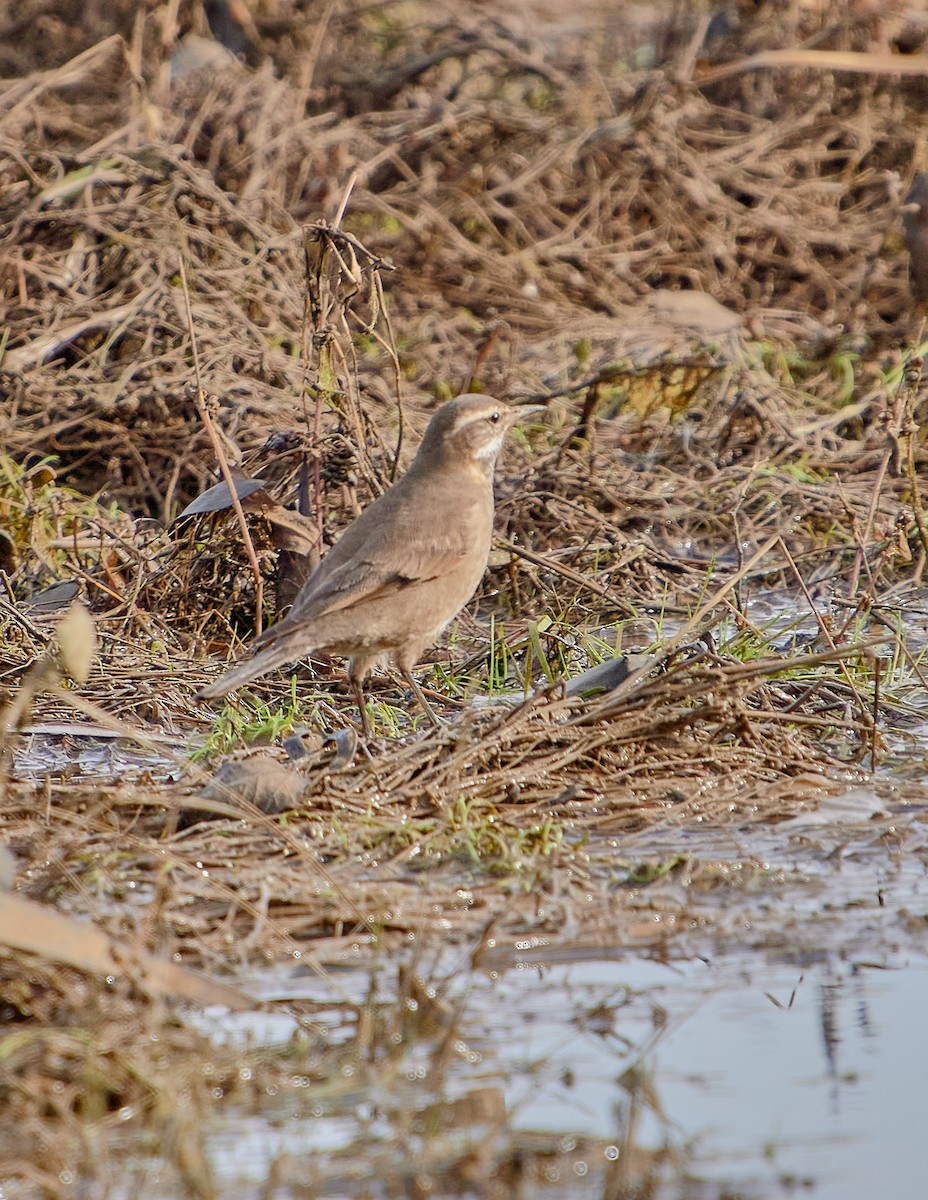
[177,256,265,635]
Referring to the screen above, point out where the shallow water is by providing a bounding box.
[11,727,183,780]
[167,801,927,1200]
[181,942,927,1198]
[484,954,928,1198]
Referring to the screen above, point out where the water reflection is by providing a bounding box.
[194,946,926,1198]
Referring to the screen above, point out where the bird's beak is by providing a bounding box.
[510,403,548,424]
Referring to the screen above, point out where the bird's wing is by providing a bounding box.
[291,536,469,623]
[255,484,484,642]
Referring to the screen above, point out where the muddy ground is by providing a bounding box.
[2,2,928,1197]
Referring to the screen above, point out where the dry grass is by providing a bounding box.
[4,0,928,1193]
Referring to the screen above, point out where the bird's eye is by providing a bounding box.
[489,411,501,424]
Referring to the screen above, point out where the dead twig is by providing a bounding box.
[177,256,265,636]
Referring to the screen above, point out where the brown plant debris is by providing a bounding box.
[3,2,928,1192]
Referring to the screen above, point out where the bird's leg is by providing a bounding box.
[350,678,372,739]
[400,668,442,729]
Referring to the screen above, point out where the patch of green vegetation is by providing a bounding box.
[768,460,829,485]
[508,412,551,450]
[443,794,564,868]
[482,615,558,696]
[576,620,650,663]
[875,611,928,709]
[714,614,793,663]
[486,614,512,696]
[265,333,300,357]
[0,454,124,578]
[366,794,567,878]
[192,678,322,761]
[829,347,861,405]
[527,617,559,685]
[572,338,592,369]
[750,339,863,407]
[365,695,426,736]
[353,332,380,360]
[525,80,559,112]
[362,8,406,55]
[461,216,489,243]
[346,211,403,238]
[432,379,457,403]
[880,337,928,392]
[593,383,630,420]
[624,855,688,885]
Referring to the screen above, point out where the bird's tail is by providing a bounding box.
[196,632,311,701]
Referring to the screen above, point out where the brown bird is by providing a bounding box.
[197,394,545,734]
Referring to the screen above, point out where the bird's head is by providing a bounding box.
[415,394,546,474]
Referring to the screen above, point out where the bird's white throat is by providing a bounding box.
[474,431,506,461]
